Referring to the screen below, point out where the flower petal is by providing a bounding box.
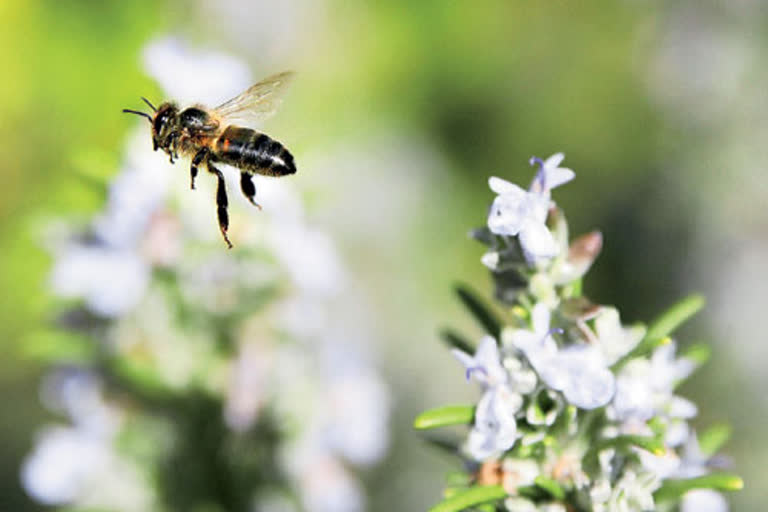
[487,190,529,236]
[531,303,552,339]
[544,152,565,169]
[681,489,728,512]
[519,219,559,261]
[451,349,476,373]
[544,167,575,190]
[557,346,616,409]
[489,176,526,196]
[475,336,508,386]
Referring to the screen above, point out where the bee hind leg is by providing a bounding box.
[239,173,262,210]
[207,161,233,249]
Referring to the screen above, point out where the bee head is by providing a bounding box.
[123,98,178,154]
[151,103,179,152]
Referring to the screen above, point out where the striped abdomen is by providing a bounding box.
[214,126,296,176]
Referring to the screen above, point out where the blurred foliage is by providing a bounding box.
[0,0,760,511]
[0,1,168,509]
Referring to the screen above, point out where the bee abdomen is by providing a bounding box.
[215,126,296,177]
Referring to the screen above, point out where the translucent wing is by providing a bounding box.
[213,71,295,128]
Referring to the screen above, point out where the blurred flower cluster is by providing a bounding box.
[415,155,741,512]
[22,38,389,512]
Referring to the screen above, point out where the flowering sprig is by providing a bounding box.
[415,153,742,512]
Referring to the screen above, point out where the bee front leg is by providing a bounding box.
[166,132,180,164]
[208,161,233,249]
[190,148,209,190]
[239,172,262,210]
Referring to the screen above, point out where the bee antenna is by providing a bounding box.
[122,109,153,123]
[141,97,157,112]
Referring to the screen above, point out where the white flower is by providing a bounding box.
[504,496,538,512]
[143,37,251,106]
[681,489,729,512]
[612,342,696,423]
[467,386,521,460]
[453,336,522,460]
[297,456,364,512]
[501,458,540,493]
[487,153,574,264]
[636,447,681,479]
[600,470,658,512]
[267,222,346,298]
[452,335,509,389]
[554,345,616,409]
[505,304,615,409]
[22,426,110,505]
[592,307,646,366]
[324,368,390,467]
[50,245,149,317]
[21,379,152,511]
[224,339,274,432]
[675,432,715,478]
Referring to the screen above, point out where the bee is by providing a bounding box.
[123,71,296,248]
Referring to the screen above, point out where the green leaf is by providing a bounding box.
[445,471,472,487]
[682,343,711,366]
[654,473,743,502]
[455,284,502,339]
[698,424,732,456]
[613,294,704,369]
[439,328,475,353]
[534,476,565,500]
[420,434,462,454]
[645,294,705,341]
[19,328,95,363]
[428,485,507,512]
[414,405,475,430]
[595,435,665,456]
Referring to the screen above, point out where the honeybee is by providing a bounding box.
[123,71,296,248]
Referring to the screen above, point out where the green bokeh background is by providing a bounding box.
[0,1,763,510]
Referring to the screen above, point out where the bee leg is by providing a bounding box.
[167,132,181,163]
[239,172,262,210]
[208,162,233,249]
[190,148,209,190]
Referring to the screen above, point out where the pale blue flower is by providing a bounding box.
[681,489,728,512]
[453,336,523,460]
[467,386,521,460]
[612,342,696,423]
[487,153,574,264]
[506,303,615,409]
[452,335,510,389]
[592,307,646,366]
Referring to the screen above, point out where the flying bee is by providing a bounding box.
[122,71,297,248]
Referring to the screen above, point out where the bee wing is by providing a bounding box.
[213,71,295,129]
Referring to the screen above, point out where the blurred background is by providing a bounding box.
[0,0,766,510]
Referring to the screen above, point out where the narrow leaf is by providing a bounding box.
[613,294,704,369]
[429,485,507,512]
[420,434,462,454]
[439,328,475,353]
[645,294,705,341]
[595,435,665,456]
[654,473,743,502]
[414,405,475,430]
[682,343,711,366]
[698,424,732,456]
[534,476,565,500]
[455,284,502,339]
